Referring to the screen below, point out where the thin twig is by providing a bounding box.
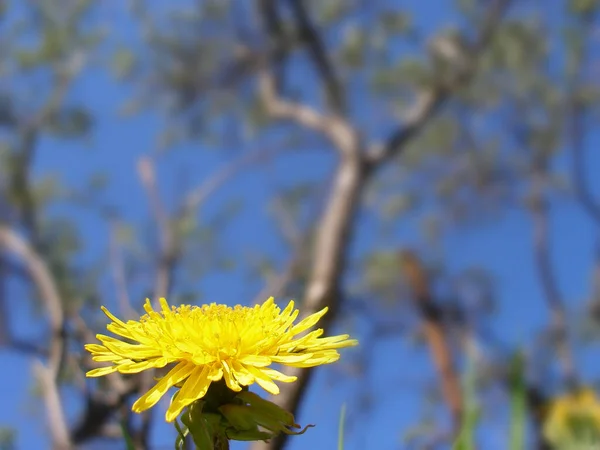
[0,227,65,378]
[571,102,600,225]
[137,156,177,449]
[287,0,345,113]
[179,145,286,219]
[137,156,175,306]
[252,253,302,306]
[71,311,135,444]
[0,255,7,346]
[109,222,137,319]
[529,171,577,389]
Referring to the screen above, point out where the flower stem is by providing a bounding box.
[214,435,230,450]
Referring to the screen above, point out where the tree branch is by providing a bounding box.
[70,313,134,444]
[0,255,7,347]
[0,227,65,378]
[249,3,513,450]
[256,0,354,156]
[179,145,286,219]
[249,153,365,450]
[529,175,577,389]
[12,53,85,243]
[34,360,72,450]
[137,156,176,306]
[570,102,600,225]
[366,0,513,166]
[109,222,137,320]
[399,250,464,435]
[258,69,355,154]
[287,0,345,113]
[366,88,446,166]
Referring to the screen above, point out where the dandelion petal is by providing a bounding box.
[132,361,195,413]
[165,365,211,422]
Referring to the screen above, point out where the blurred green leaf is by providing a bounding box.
[0,428,15,450]
[453,352,479,450]
[379,10,412,34]
[47,107,93,137]
[508,352,526,450]
[111,48,136,79]
[339,25,365,68]
[569,0,599,14]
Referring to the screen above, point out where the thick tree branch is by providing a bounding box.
[249,3,513,450]
[258,70,355,154]
[249,154,365,450]
[256,0,356,155]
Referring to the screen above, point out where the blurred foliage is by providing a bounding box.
[1,0,600,448]
[0,428,15,450]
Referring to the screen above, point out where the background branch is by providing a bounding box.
[399,250,464,436]
[0,227,65,378]
[366,0,512,167]
[571,102,600,225]
[250,2,512,449]
[287,0,345,113]
[529,171,577,389]
[34,360,72,450]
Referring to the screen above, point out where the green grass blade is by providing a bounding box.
[508,352,526,450]
[119,420,136,450]
[338,403,347,450]
[453,345,479,450]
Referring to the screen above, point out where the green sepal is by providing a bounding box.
[181,400,228,450]
[235,391,297,427]
[225,426,274,442]
[171,382,315,446]
[219,391,315,438]
[174,417,189,450]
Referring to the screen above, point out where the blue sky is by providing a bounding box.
[1,1,600,449]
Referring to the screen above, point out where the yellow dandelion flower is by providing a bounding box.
[544,387,600,445]
[85,297,357,422]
